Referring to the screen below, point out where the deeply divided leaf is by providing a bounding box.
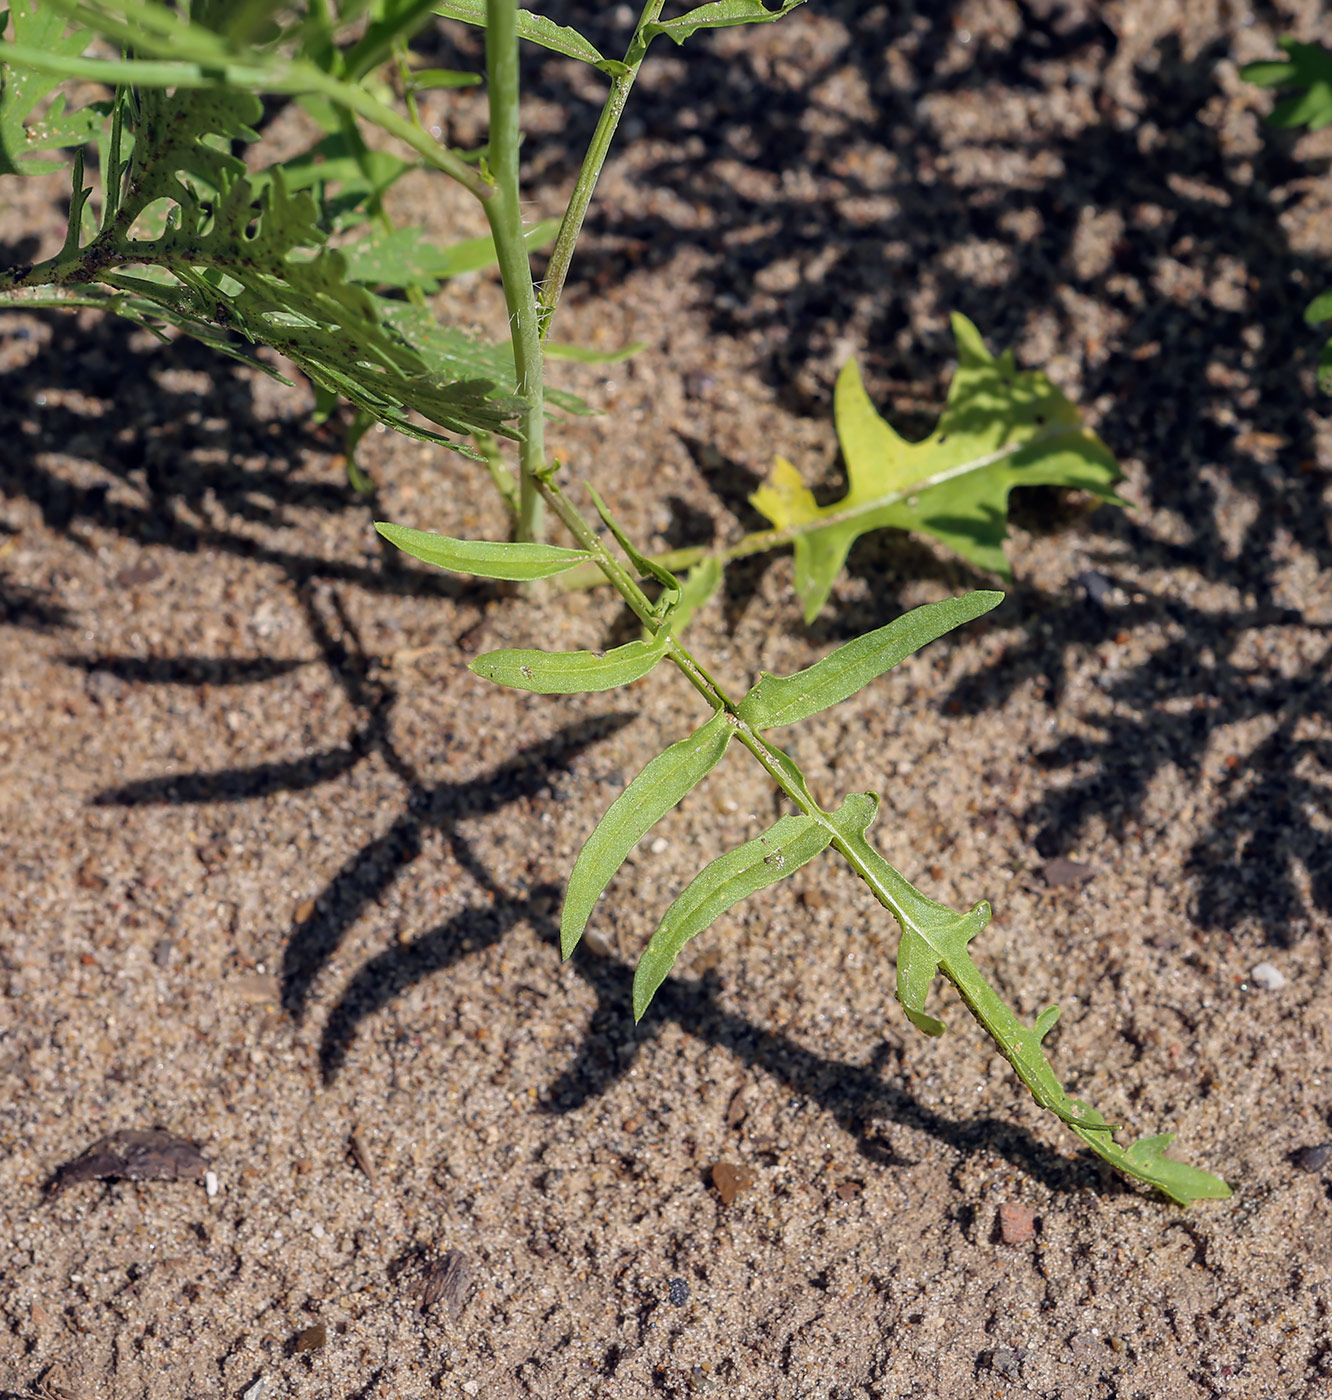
[562,711,734,958]
[1241,39,1332,131]
[633,808,837,1020]
[751,313,1124,620]
[469,634,670,694]
[738,591,1002,730]
[375,522,591,580]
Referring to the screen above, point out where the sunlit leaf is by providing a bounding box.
[751,313,1124,620]
[343,217,560,291]
[375,522,591,579]
[633,807,837,1019]
[644,0,808,46]
[1241,39,1332,130]
[562,710,733,957]
[544,339,647,364]
[667,556,723,636]
[738,591,1002,731]
[433,1,630,76]
[469,634,670,694]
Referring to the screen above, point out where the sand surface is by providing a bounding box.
[3,2,1332,1396]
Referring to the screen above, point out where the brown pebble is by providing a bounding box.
[1041,857,1095,889]
[711,1161,756,1205]
[294,1157,314,1175]
[996,1201,1037,1244]
[294,897,316,924]
[233,973,280,1005]
[725,1086,748,1129]
[622,1116,641,1134]
[835,1180,863,1202]
[348,1128,377,1187]
[418,1248,479,1317]
[291,1322,326,1354]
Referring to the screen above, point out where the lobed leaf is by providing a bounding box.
[375,522,592,579]
[738,591,1002,731]
[633,808,837,1020]
[469,634,671,694]
[562,710,734,958]
[343,217,560,292]
[751,313,1124,620]
[830,798,1230,1205]
[644,0,809,46]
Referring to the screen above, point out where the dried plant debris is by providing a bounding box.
[399,1248,480,1318]
[47,1129,209,1195]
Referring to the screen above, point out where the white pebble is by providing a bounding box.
[649,837,669,855]
[241,1381,266,1400]
[1250,962,1287,991]
[312,1222,325,1239]
[204,1170,219,1198]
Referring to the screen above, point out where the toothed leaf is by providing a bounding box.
[751,313,1124,620]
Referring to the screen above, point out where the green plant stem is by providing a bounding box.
[536,470,1212,1196]
[482,0,546,543]
[536,0,667,339]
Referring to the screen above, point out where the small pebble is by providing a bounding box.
[240,1381,266,1400]
[1250,962,1287,991]
[710,1161,756,1206]
[649,837,670,855]
[204,1170,219,1198]
[996,1201,1036,1244]
[291,1323,326,1354]
[1291,1143,1332,1173]
[668,1276,690,1307]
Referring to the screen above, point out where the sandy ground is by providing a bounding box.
[3,2,1332,1397]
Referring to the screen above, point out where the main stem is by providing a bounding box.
[536,0,666,337]
[483,0,545,542]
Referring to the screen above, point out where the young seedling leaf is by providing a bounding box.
[633,809,835,1019]
[469,634,671,694]
[562,710,734,958]
[433,2,631,76]
[644,0,809,46]
[375,522,591,579]
[830,800,1230,1205]
[739,591,1002,731]
[1241,39,1332,130]
[751,313,1124,620]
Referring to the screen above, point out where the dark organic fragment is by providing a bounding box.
[417,1249,479,1318]
[1291,1143,1332,1173]
[290,1323,327,1354]
[48,1128,209,1195]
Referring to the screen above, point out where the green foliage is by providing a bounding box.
[0,0,1231,1207]
[1241,39,1332,131]
[374,523,591,579]
[1243,39,1332,390]
[750,314,1124,620]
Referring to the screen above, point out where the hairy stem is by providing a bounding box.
[483,0,545,542]
[536,0,667,339]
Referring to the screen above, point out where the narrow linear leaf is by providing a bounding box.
[634,808,838,1020]
[751,313,1124,620]
[470,633,670,694]
[739,591,1002,731]
[562,710,734,958]
[644,0,809,45]
[433,2,631,76]
[544,339,647,364]
[586,484,681,618]
[407,67,482,91]
[375,522,591,579]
